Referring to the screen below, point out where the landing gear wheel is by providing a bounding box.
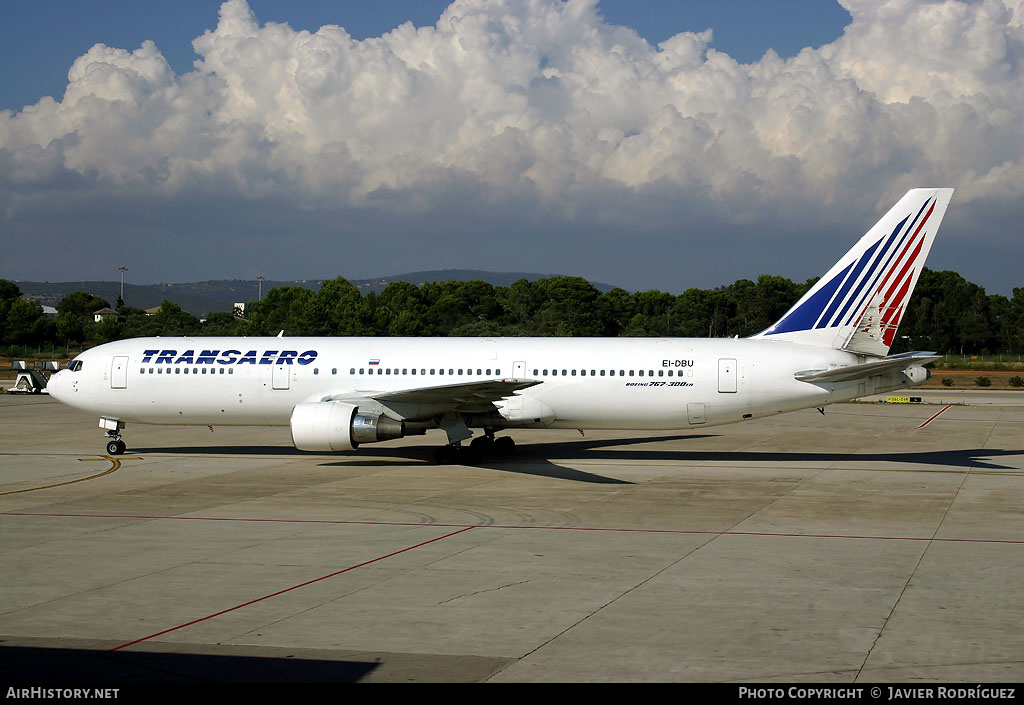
[434,445,459,465]
[106,439,126,456]
[457,445,482,466]
[469,435,494,454]
[434,443,483,465]
[494,436,515,455]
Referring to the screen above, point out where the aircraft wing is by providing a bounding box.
[795,352,941,384]
[324,378,542,414]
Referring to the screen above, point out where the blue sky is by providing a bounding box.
[0,0,1021,295]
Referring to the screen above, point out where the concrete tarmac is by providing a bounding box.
[0,394,1021,683]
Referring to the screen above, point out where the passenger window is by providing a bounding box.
[486,369,491,375]
[431,369,436,375]
[412,369,417,375]
[639,370,644,377]
[403,369,407,375]
[629,370,634,377]
[571,370,576,376]
[314,368,319,375]
[600,370,605,376]
[477,369,482,375]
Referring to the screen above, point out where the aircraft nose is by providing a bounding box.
[46,370,64,400]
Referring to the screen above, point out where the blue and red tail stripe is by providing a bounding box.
[765,194,938,338]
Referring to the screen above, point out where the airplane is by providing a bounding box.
[47,188,953,464]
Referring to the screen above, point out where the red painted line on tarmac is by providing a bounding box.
[4,511,1023,544]
[107,525,474,652]
[916,404,951,429]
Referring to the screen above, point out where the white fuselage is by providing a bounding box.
[47,336,921,433]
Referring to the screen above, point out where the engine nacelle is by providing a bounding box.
[290,401,405,452]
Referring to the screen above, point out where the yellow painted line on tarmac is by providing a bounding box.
[0,455,141,495]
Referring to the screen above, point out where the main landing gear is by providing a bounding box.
[433,431,516,465]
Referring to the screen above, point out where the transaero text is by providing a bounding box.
[140,350,318,365]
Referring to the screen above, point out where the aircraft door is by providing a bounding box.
[506,361,527,416]
[718,358,737,393]
[272,364,290,390]
[687,403,706,425]
[111,356,128,389]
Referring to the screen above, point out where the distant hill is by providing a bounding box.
[13,270,615,316]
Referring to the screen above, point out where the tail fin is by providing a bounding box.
[755,188,953,356]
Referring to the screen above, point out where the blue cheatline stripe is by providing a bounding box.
[767,260,854,335]
[841,197,931,327]
[832,213,911,327]
[814,238,882,329]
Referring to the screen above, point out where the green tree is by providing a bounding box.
[672,288,733,338]
[303,277,369,336]
[726,275,803,337]
[245,287,314,336]
[57,292,110,317]
[377,281,429,336]
[532,277,605,336]
[200,311,247,336]
[3,297,46,345]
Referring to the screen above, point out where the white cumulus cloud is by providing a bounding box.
[1,0,1022,290]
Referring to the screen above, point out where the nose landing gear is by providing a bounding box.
[100,417,126,455]
[105,435,126,456]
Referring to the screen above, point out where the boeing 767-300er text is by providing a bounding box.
[48,188,953,463]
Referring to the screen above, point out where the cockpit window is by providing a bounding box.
[68,360,83,372]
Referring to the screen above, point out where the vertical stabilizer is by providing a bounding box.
[755,188,953,356]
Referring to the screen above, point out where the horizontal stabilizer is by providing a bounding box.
[795,352,940,384]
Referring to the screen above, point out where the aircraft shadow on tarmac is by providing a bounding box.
[130,433,1024,484]
[0,644,378,683]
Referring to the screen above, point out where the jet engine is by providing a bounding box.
[290,401,405,451]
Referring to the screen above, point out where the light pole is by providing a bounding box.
[257,274,265,301]
[118,266,128,307]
